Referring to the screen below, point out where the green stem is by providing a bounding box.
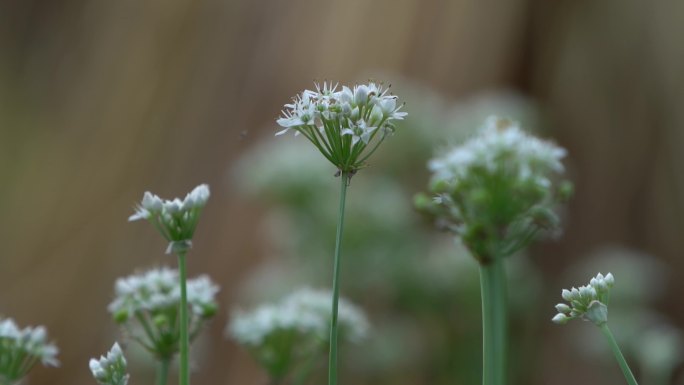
[157,357,170,385]
[479,258,507,385]
[177,251,190,385]
[599,324,639,385]
[328,172,349,385]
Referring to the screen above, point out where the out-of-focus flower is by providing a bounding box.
[276,82,406,174]
[89,343,129,385]
[0,318,59,384]
[552,272,615,326]
[232,136,333,203]
[416,116,571,262]
[635,325,683,385]
[228,288,369,379]
[129,184,210,254]
[108,267,219,359]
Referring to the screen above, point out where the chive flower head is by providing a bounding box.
[89,342,129,385]
[417,116,571,262]
[276,81,406,174]
[552,272,615,326]
[129,184,210,254]
[108,267,219,359]
[228,288,369,378]
[0,318,58,384]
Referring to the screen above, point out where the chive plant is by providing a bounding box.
[416,116,571,385]
[128,184,211,385]
[275,81,405,385]
[553,272,639,385]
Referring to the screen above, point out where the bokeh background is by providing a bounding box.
[1,0,684,384]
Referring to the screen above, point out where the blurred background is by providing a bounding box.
[1,0,683,384]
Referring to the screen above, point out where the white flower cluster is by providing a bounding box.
[108,267,218,358]
[429,116,566,189]
[109,267,219,323]
[276,82,406,172]
[0,318,58,383]
[552,272,615,326]
[419,116,570,261]
[129,184,210,254]
[89,343,129,385]
[277,82,406,144]
[229,288,369,347]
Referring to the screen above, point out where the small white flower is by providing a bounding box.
[341,119,377,146]
[89,342,129,385]
[129,184,210,254]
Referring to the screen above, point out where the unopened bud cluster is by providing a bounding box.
[0,318,58,384]
[276,82,406,174]
[416,116,571,262]
[129,184,210,254]
[552,272,615,326]
[108,267,219,359]
[89,343,129,385]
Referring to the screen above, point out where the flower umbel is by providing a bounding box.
[228,288,369,380]
[0,318,58,384]
[417,116,571,262]
[276,81,406,174]
[129,184,210,254]
[552,272,615,326]
[108,267,219,359]
[89,343,129,385]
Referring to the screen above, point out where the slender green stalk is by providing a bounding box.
[157,357,170,385]
[600,324,639,385]
[177,251,190,385]
[328,172,349,385]
[479,258,507,385]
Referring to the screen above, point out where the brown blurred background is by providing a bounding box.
[1,0,683,384]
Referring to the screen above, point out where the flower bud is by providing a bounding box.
[555,303,571,314]
[354,85,369,105]
[604,272,614,287]
[561,289,573,301]
[369,104,384,126]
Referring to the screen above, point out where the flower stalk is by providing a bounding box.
[479,259,507,385]
[600,324,639,385]
[328,171,350,385]
[177,250,190,385]
[157,357,170,385]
